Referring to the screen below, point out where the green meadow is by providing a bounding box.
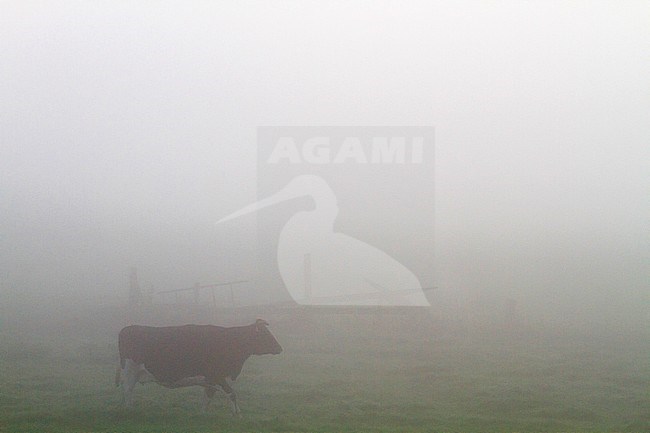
[0,309,648,433]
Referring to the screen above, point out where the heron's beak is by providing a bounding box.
[217,184,299,224]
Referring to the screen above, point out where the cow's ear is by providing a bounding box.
[255,319,269,331]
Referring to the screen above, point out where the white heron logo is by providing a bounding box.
[218,175,430,306]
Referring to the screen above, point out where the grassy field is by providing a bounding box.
[0,309,648,433]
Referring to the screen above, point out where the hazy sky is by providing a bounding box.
[1,2,648,325]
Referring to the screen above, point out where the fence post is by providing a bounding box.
[193,282,200,304]
[304,253,312,302]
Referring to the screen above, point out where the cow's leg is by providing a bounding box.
[201,386,217,412]
[122,359,140,408]
[217,380,240,416]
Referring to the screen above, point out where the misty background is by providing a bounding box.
[1,1,648,330]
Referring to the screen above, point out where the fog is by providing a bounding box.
[1,1,649,332]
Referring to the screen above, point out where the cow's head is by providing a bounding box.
[250,319,282,355]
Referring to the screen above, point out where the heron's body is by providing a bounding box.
[219,175,430,306]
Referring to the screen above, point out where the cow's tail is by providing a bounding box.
[116,326,128,387]
[115,364,121,387]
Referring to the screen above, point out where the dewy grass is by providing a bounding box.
[0,312,648,433]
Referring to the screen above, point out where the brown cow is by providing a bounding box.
[116,319,282,414]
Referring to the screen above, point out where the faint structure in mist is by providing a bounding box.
[128,267,143,307]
